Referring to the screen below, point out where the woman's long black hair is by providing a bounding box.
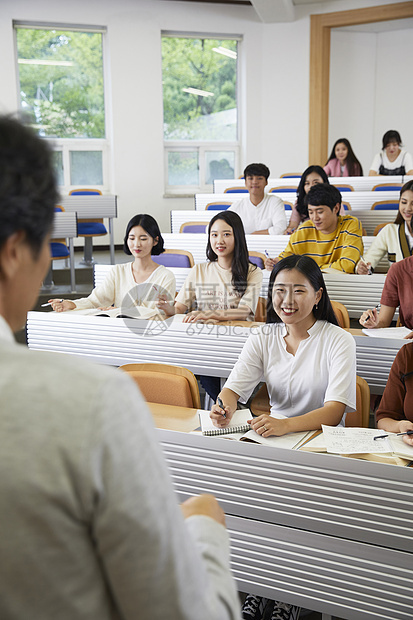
[394,180,413,225]
[206,210,256,297]
[296,165,329,220]
[266,255,338,325]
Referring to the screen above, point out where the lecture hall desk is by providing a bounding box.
[147,402,413,620]
[26,312,406,395]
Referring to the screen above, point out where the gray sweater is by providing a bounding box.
[0,316,240,620]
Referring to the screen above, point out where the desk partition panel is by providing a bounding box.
[158,429,413,620]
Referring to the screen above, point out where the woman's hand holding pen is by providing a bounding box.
[248,414,288,438]
[264,256,278,271]
[210,400,235,428]
[356,260,372,275]
[156,294,175,316]
[399,421,413,446]
[359,306,379,328]
[47,299,76,312]
[183,310,218,324]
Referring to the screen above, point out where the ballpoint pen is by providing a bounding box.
[374,430,413,440]
[217,396,226,419]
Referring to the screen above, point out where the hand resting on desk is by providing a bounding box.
[180,494,226,526]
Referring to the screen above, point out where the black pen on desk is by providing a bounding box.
[217,396,226,419]
[374,430,413,440]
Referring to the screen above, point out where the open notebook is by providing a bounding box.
[198,409,313,450]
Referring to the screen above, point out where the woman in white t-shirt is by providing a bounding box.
[48,214,176,316]
[369,130,413,176]
[210,254,356,620]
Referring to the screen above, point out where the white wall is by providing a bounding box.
[329,26,413,174]
[0,0,409,242]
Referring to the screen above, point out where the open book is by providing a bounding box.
[198,409,313,450]
[300,426,413,464]
[362,326,412,339]
[68,306,160,320]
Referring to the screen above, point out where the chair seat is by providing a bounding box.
[50,242,69,258]
[77,222,107,235]
[153,254,192,268]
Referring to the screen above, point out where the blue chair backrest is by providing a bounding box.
[224,188,248,193]
[153,253,192,268]
[335,186,353,192]
[70,190,101,195]
[206,203,231,211]
[281,174,301,178]
[372,203,399,210]
[373,185,402,191]
[50,241,69,258]
[181,224,208,233]
[249,255,264,269]
[283,203,292,210]
[269,187,297,193]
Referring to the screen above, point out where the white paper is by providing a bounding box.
[362,327,411,339]
[322,425,392,454]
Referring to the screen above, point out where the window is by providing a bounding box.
[14,22,109,192]
[162,33,240,194]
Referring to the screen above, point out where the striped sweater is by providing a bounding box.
[279,214,363,273]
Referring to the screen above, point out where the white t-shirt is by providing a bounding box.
[175,261,263,318]
[369,149,413,174]
[73,263,176,313]
[224,320,356,423]
[228,194,287,235]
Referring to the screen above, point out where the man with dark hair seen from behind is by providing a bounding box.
[0,115,240,619]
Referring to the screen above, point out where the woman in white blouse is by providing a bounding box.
[48,214,176,316]
[356,180,413,274]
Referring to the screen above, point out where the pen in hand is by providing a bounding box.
[41,299,63,307]
[374,430,413,440]
[217,396,226,419]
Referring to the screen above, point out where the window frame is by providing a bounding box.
[161,31,242,196]
[13,20,111,193]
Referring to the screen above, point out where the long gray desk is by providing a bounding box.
[158,429,413,620]
[195,192,399,211]
[26,312,405,394]
[172,209,397,236]
[213,175,412,193]
[50,211,77,292]
[60,195,117,264]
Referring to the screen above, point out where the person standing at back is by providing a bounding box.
[0,114,240,620]
[228,163,287,235]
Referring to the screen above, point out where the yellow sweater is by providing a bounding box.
[279,215,363,273]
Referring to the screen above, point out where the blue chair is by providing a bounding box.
[283,202,293,210]
[371,201,399,210]
[372,183,402,191]
[43,206,71,289]
[269,186,297,193]
[69,189,107,265]
[153,249,195,268]
[205,202,231,211]
[342,202,351,211]
[224,187,248,194]
[280,172,302,178]
[333,184,354,192]
[179,222,208,233]
[249,252,266,269]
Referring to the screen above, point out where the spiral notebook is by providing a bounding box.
[199,409,251,436]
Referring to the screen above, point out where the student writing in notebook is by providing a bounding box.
[375,343,413,446]
[359,255,413,339]
[210,255,356,620]
[356,181,413,274]
[49,214,175,317]
[159,210,263,401]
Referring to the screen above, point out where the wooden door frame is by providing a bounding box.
[309,2,413,164]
